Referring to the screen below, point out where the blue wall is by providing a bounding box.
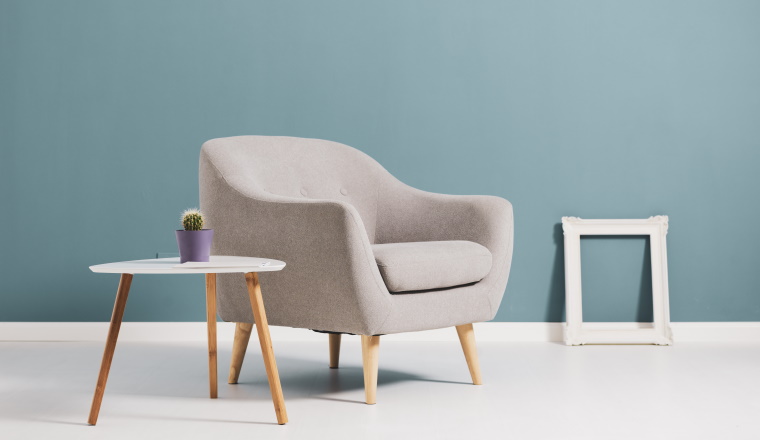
[2,1,759,323]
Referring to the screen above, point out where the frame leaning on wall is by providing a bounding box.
[562,216,673,346]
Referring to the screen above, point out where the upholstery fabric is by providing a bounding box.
[372,241,492,293]
[199,136,513,335]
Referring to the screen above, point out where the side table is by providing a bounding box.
[87,256,288,425]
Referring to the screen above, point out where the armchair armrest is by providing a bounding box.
[200,164,392,335]
[377,183,513,253]
[376,181,514,316]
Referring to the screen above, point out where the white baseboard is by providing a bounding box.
[1,322,759,343]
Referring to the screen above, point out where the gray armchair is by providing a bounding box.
[199,136,513,404]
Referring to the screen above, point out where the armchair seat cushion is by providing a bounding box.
[372,241,493,293]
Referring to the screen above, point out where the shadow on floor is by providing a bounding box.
[0,342,470,406]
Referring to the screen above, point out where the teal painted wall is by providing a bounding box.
[2,1,759,323]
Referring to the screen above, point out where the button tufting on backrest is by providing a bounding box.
[203,136,382,242]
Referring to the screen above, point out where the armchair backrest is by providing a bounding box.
[200,136,387,242]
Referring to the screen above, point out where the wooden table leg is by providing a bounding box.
[206,273,218,399]
[88,273,133,425]
[245,272,288,425]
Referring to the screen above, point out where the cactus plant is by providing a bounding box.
[176,209,213,263]
[181,208,204,231]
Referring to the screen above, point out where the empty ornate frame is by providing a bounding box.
[562,216,673,345]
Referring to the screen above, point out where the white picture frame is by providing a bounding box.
[562,216,673,346]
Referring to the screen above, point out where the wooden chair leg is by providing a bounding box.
[88,273,133,425]
[245,272,288,425]
[328,334,341,369]
[361,335,380,404]
[205,274,218,399]
[455,323,483,385]
[228,322,253,384]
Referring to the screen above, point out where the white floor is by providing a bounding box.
[1,340,759,440]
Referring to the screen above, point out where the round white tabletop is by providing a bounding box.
[90,256,286,274]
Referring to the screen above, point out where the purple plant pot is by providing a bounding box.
[176,229,214,263]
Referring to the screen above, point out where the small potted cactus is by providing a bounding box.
[175,209,214,263]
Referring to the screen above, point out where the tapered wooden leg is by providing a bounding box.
[88,273,133,425]
[361,335,380,405]
[245,272,288,425]
[328,334,341,369]
[456,323,482,385]
[206,273,218,398]
[228,322,253,384]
